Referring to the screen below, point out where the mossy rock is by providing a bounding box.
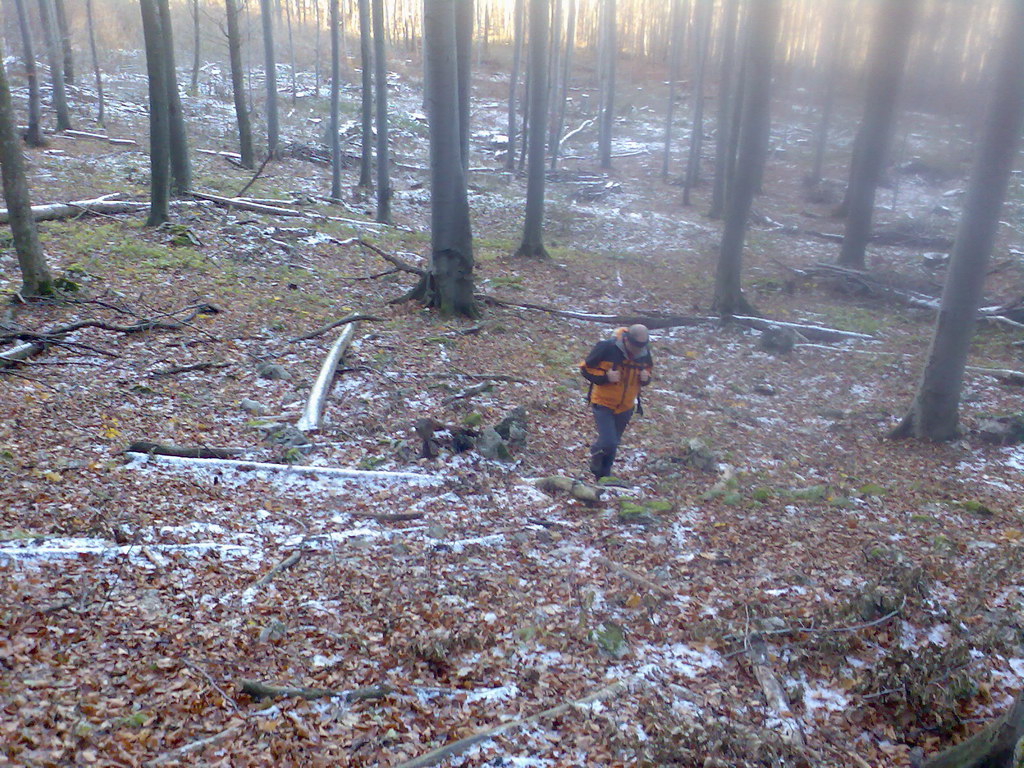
[592,621,627,658]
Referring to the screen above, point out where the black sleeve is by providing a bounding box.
[580,341,612,384]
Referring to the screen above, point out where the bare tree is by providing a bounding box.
[0,44,52,297]
[890,0,1024,442]
[660,0,683,181]
[225,0,255,169]
[372,0,392,223]
[357,0,373,188]
[260,0,280,156]
[505,0,525,171]
[709,0,739,217]
[516,0,550,258]
[808,0,845,187]
[85,0,105,125]
[329,0,342,198]
[711,0,779,316]
[838,0,918,269]
[683,0,711,206]
[37,0,71,131]
[549,0,575,170]
[406,0,478,318]
[12,0,44,146]
[157,0,191,194]
[285,0,297,105]
[53,0,74,85]
[597,0,616,169]
[140,0,170,226]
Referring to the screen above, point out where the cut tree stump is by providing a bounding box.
[296,321,358,431]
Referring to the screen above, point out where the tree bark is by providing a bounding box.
[157,0,192,195]
[808,2,845,187]
[660,0,682,181]
[372,0,392,223]
[406,0,477,318]
[225,0,255,169]
[12,0,44,146]
[516,0,550,258]
[357,0,373,187]
[37,0,71,131]
[52,0,74,85]
[190,0,201,94]
[711,0,779,316]
[140,0,171,227]
[505,0,524,171]
[549,0,575,170]
[455,0,473,169]
[708,0,739,217]
[683,0,711,206]
[85,0,105,126]
[838,0,917,269]
[329,0,343,198]
[890,0,1024,442]
[597,0,616,169]
[0,45,52,297]
[260,0,280,156]
[285,0,297,105]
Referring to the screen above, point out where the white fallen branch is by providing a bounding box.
[144,725,243,767]
[730,315,874,342]
[296,321,358,431]
[196,148,243,160]
[192,190,387,230]
[0,342,44,366]
[966,366,1024,386]
[746,638,807,751]
[559,118,595,147]
[126,452,441,484]
[62,129,136,145]
[0,197,200,224]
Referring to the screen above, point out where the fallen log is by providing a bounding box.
[0,342,45,367]
[240,679,392,703]
[125,452,442,484]
[593,555,673,600]
[730,315,874,342]
[393,678,638,768]
[144,725,243,768]
[296,321,358,431]
[0,197,197,224]
[357,239,426,275]
[967,366,1024,386]
[746,638,807,751]
[191,190,308,218]
[196,148,243,160]
[63,129,136,145]
[922,689,1024,768]
[126,441,243,460]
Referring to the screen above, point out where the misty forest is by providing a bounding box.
[3,0,1024,765]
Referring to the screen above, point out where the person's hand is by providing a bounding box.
[640,369,651,384]
[606,369,621,383]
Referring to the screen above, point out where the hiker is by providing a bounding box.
[579,324,653,481]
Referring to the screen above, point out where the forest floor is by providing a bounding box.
[2,52,1024,768]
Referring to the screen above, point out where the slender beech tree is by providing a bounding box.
[357,0,373,187]
[0,45,52,297]
[505,0,525,171]
[260,0,280,156]
[190,0,201,93]
[549,0,575,170]
[456,0,473,168]
[285,0,297,104]
[329,0,342,198]
[313,0,321,95]
[709,0,739,217]
[53,0,74,85]
[808,1,845,187]
[372,0,392,223]
[38,0,71,131]
[660,0,682,181]
[683,0,711,206]
[838,0,917,269]
[85,0,105,125]
[890,0,1024,443]
[711,0,779,316]
[516,0,550,258]
[13,0,44,146]
[597,0,616,168]
[226,0,255,169]
[157,0,191,194]
[140,0,171,226]
[406,0,477,318]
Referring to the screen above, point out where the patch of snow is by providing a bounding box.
[465,683,519,704]
[803,684,849,717]
[0,537,252,565]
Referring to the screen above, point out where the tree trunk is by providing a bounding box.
[711,0,779,316]
[329,0,342,198]
[708,0,739,217]
[545,0,561,156]
[260,0,280,156]
[372,0,392,223]
[516,0,550,258]
[683,0,711,206]
[505,0,525,171]
[85,0,105,126]
[313,0,321,95]
[456,0,473,169]
[890,0,1024,443]
[285,0,297,105]
[140,0,171,227]
[597,0,616,169]
[0,45,52,297]
[225,0,255,169]
[357,0,373,187]
[808,1,845,187]
[53,0,74,85]
[407,0,477,318]
[12,0,44,146]
[549,0,575,170]
[920,690,1024,768]
[157,0,191,195]
[838,0,917,269]
[190,0,201,94]
[38,0,71,131]
[660,0,682,181]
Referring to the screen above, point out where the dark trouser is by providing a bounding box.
[589,405,634,479]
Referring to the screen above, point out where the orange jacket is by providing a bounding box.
[580,327,654,414]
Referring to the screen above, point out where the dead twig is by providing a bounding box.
[288,313,382,343]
